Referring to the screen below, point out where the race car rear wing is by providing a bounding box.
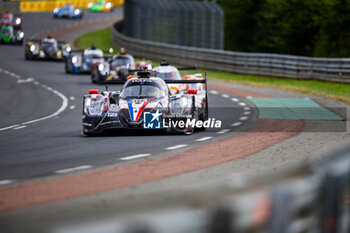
[106,72,208,93]
[25,39,68,44]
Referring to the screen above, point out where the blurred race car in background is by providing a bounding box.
[88,0,114,12]
[53,4,83,19]
[24,36,71,60]
[0,25,24,45]
[1,12,22,29]
[91,48,136,83]
[65,46,112,74]
[82,69,208,135]
[153,60,200,95]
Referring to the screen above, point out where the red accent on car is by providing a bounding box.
[187,89,198,95]
[142,65,148,70]
[89,89,99,94]
[135,102,148,121]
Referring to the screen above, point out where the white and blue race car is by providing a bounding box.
[82,69,208,135]
[65,46,109,74]
[53,4,83,19]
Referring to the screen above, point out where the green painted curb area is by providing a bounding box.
[249,98,343,120]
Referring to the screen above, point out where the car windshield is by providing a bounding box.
[156,67,182,80]
[2,17,10,23]
[84,50,103,59]
[121,82,164,99]
[111,57,133,67]
[41,41,57,50]
[63,5,73,10]
[1,27,12,34]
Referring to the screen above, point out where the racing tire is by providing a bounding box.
[64,63,70,74]
[183,96,196,135]
[91,72,97,83]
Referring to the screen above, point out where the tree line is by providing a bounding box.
[216,0,350,58]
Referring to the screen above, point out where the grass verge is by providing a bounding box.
[75,28,350,104]
[74,28,118,52]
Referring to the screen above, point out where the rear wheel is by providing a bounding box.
[65,63,71,74]
[91,71,97,83]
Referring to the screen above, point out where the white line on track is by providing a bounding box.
[46,87,53,91]
[69,105,76,110]
[244,106,251,111]
[196,136,213,142]
[14,75,21,79]
[243,111,251,115]
[20,88,68,125]
[34,81,39,85]
[221,94,230,98]
[231,98,239,102]
[209,90,219,95]
[231,122,242,127]
[246,96,252,98]
[70,96,76,101]
[4,70,9,74]
[0,68,3,72]
[120,154,151,161]
[13,125,27,130]
[238,102,247,106]
[166,144,188,150]
[0,125,20,131]
[0,180,14,186]
[240,116,249,120]
[55,165,93,174]
[17,78,34,84]
[218,129,230,134]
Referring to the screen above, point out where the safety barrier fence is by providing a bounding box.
[124,0,224,50]
[112,21,350,83]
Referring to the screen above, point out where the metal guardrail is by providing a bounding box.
[57,146,350,233]
[112,21,350,83]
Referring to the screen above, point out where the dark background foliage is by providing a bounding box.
[216,0,350,57]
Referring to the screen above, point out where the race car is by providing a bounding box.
[1,12,22,29]
[88,0,113,12]
[24,36,71,61]
[65,46,108,74]
[0,25,24,45]
[53,4,83,19]
[82,69,208,135]
[153,60,184,94]
[91,48,136,83]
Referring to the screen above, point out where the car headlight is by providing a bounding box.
[18,32,24,39]
[15,18,21,25]
[105,2,112,8]
[84,97,106,116]
[53,8,59,14]
[74,9,80,15]
[88,2,93,8]
[30,44,36,52]
[72,56,78,64]
[118,99,128,109]
[98,64,104,71]
[66,47,71,53]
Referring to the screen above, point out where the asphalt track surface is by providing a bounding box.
[0,11,255,183]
